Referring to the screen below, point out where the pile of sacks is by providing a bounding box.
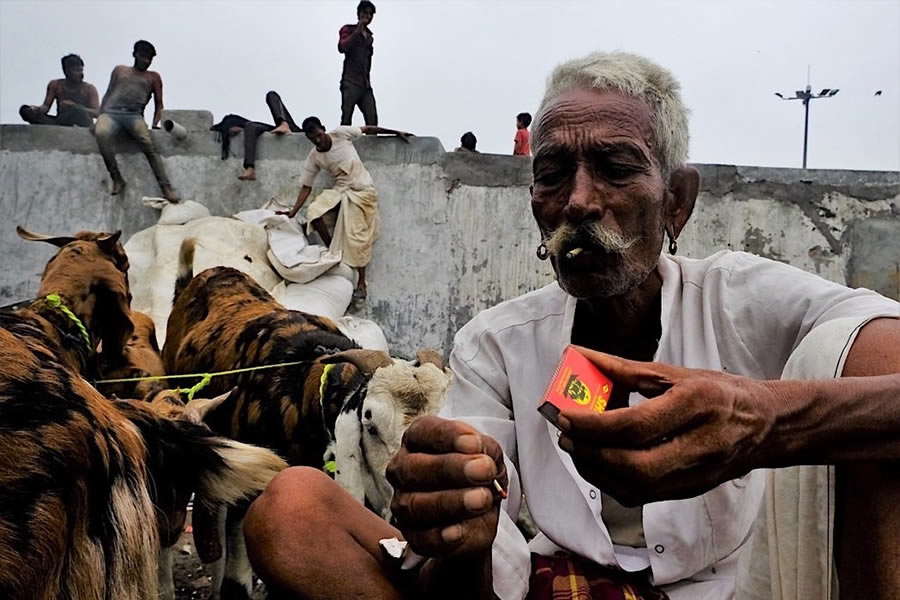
[126,198,388,350]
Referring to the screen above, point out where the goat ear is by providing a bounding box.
[320,349,393,375]
[93,276,135,363]
[16,225,77,247]
[95,231,122,254]
[414,349,444,370]
[183,387,236,425]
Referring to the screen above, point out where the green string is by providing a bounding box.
[94,359,311,400]
[180,373,213,401]
[96,358,341,477]
[45,294,92,350]
[95,359,309,384]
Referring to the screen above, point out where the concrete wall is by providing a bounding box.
[2,123,898,357]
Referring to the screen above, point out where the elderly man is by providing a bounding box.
[245,52,899,599]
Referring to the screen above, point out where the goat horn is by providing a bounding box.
[16,225,78,247]
[415,349,444,369]
[95,231,123,255]
[96,230,122,245]
[183,387,236,425]
[321,349,393,375]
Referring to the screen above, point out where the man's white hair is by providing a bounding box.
[534,51,690,177]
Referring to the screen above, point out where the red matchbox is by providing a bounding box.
[538,346,614,428]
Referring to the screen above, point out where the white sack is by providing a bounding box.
[336,316,389,351]
[157,201,212,225]
[270,274,354,322]
[125,216,281,346]
[235,206,345,284]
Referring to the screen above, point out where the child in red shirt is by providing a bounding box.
[513,111,532,156]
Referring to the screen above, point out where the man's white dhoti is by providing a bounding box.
[306,186,379,268]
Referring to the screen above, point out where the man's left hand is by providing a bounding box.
[556,346,778,506]
[397,132,413,143]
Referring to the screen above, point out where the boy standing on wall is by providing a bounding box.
[513,111,532,156]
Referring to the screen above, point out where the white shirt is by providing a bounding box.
[298,126,375,191]
[440,251,899,600]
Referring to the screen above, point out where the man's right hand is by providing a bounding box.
[387,415,507,558]
[275,209,298,219]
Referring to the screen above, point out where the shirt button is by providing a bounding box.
[654,544,665,554]
[589,490,597,499]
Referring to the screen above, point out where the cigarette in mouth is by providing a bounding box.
[565,247,584,260]
[493,479,508,499]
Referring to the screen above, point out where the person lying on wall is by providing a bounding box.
[244,51,900,600]
[209,91,304,182]
[20,54,99,128]
[276,117,411,306]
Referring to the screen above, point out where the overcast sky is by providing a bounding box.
[1,0,898,171]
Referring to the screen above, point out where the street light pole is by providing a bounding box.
[802,88,810,169]
[775,82,839,169]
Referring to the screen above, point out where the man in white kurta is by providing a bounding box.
[441,250,898,599]
[278,117,411,301]
[242,52,900,600]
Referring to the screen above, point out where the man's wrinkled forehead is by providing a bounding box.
[534,88,656,162]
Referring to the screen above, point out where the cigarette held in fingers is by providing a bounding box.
[493,479,508,499]
[565,247,584,260]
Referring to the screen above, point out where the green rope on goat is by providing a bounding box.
[180,373,213,401]
[45,294,91,350]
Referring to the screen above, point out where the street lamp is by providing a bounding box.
[774,84,839,169]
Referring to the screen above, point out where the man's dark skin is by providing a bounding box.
[244,87,900,598]
[337,2,378,127]
[100,49,164,128]
[274,123,411,297]
[95,43,178,202]
[20,58,99,126]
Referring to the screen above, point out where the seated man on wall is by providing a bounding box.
[276,117,411,304]
[94,40,179,202]
[455,131,478,153]
[20,54,98,128]
[244,51,900,600]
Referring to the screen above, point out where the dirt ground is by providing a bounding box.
[173,510,267,600]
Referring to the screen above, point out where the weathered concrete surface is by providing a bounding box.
[2,124,897,357]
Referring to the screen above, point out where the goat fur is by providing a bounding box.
[0,229,286,600]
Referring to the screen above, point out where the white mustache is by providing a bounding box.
[544,222,641,256]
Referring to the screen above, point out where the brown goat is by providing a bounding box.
[0,228,286,600]
[13,226,134,375]
[162,238,450,599]
[98,310,168,400]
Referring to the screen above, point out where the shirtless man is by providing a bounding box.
[94,40,179,202]
[20,54,98,127]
